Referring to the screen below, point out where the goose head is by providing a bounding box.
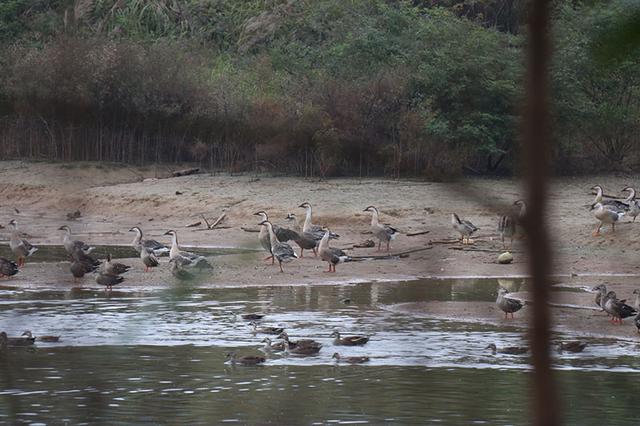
[164,230,177,237]
[332,352,341,360]
[58,225,71,233]
[8,219,17,229]
[485,343,497,353]
[285,213,296,221]
[128,226,142,235]
[298,202,311,209]
[253,211,268,221]
[21,330,33,338]
[363,206,377,213]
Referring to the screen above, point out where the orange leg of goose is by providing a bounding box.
[592,223,602,237]
[264,255,273,261]
[325,264,332,273]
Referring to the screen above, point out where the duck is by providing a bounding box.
[129,226,170,256]
[254,211,300,263]
[241,313,265,321]
[363,206,399,252]
[140,247,159,272]
[284,213,318,258]
[38,335,61,342]
[332,353,370,364]
[285,339,322,355]
[250,321,284,335]
[591,185,629,213]
[496,287,523,319]
[69,246,99,281]
[278,332,321,350]
[5,330,36,346]
[298,202,340,241]
[451,213,478,244]
[591,202,624,236]
[226,352,266,366]
[102,253,131,275]
[557,341,587,353]
[96,271,124,291]
[7,220,38,266]
[164,230,212,269]
[318,231,351,272]
[0,257,19,279]
[592,284,607,311]
[603,291,637,324]
[58,225,94,255]
[486,343,528,355]
[259,221,298,272]
[622,187,640,221]
[261,337,286,352]
[330,331,369,346]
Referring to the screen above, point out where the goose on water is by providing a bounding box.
[591,202,624,236]
[140,247,159,272]
[0,257,19,279]
[486,343,528,355]
[284,213,318,258]
[259,221,298,272]
[496,287,523,319]
[330,331,369,346]
[58,225,93,255]
[8,220,38,266]
[591,185,629,213]
[622,187,640,221]
[332,353,370,364]
[451,213,478,245]
[318,230,351,273]
[603,291,637,324]
[363,206,399,252]
[164,230,212,269]
[129,227,169,256]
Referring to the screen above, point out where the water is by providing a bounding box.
[1,277,639,424]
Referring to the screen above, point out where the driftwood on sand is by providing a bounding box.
[172,168,200,177]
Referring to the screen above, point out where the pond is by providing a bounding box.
[1,277,638,424]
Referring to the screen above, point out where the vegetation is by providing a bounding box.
[0,0,637,177]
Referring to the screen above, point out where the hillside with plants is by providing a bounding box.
[0,0,637,177]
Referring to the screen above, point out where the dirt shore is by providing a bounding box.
[3,160,640,338]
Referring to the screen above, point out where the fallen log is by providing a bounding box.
[186,221,202,228]
[449,247,524,254]
[172,167,200,177]
[210,212,227,229]
[406,230,430,237]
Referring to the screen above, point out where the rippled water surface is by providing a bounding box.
[1,278,639,424]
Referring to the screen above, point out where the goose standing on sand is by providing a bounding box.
[8,220,37,266]
[591,202,624,236]
[497,201,526,249]
[164,230,212,269]
[140,247,159,272]
[319,231,351,272]
[259,221,297,272]
[451,213,478,244]
[298,202,339,240]
[496,287,523,319]
[254,211,299,263]
[591,185,629,213]
[58,225,94,255]
[0,257,19,279]
[363,206,399,252]
[622,187,640,221]
[129,227,169,256]
[592,284,608,311]
[603,291,637,324]
[284,213,319,258]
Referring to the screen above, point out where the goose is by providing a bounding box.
[298,202,339,239]
[250,321,284,335]
[129,227,170,256]
[592,284,608,312]
[318,231,351,272]
[69,246,99,281]
[486,343,528,355]
[38,335,61,342]
[330,331,369,346]
[332,353,370,364]
[102,253,131,275]
[497,201,525,249]
[451,213,478,244]
[603,291,637,324]
[0,257,19,278]
[226,352,266,366]
[591,203,624,236]
[261,337,286,352]
[284,213,319,257]
[496,287,523,319]
[5,330,36,346]
[557,341,587,353]
[95,271,124,291]
[140,247,159,272]
[259,221,297,272]
[622,187,640,221]
[254,211,299,263]
[591,185,628,213]
[58,225,93,255]
[363,206,399,252]
[169,258,195,280]
[164,230,212,269]
[7,220,38,266]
